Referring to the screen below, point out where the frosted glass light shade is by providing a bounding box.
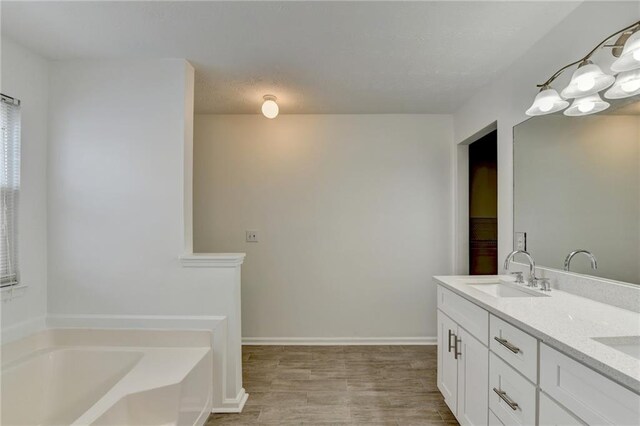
[560,63,615,99]
[262,96,279,119]
[525,88,569,116]
[604,69,640,99]
[563,93,610,116]
[611,30,640,73]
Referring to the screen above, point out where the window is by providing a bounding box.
[1,94,20,287]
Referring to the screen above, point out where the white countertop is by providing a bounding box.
[434,275,640,394]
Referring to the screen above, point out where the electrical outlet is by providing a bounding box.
[515,232,527,251]
[246,230,258,243]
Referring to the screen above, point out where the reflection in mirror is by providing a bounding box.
[514,96,640,285]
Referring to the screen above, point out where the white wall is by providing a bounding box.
[453,1,640,278]
[47,59,198,316]
[194,114,453,342]
[46,59,245,411]
[0,38,49,339]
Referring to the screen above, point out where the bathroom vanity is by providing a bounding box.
[434,275,640,426]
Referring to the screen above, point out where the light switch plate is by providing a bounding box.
[246,230,258,243]
[515,232,527,251]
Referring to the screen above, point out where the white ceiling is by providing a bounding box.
[1,1,581,114]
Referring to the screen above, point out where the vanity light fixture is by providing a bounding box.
[526,20,640,116]
[605,69,640,99]
[261,95,279,119]
[563,93,610,117]
[611,29,640,72]
[525,86,569,116]
[560,61,614,99]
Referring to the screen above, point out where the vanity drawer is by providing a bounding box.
[489,314,538,383]
[437,285,489,345]
[489,352,536,426]
[540,344,640,425]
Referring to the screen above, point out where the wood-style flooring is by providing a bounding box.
[206,345,458,425]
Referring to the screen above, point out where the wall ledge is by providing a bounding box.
[1,315,47,344]
[179,253,246,268]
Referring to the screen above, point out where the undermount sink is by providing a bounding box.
[592,336,640,360]
[468,281,549,298]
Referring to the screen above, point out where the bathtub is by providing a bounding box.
[1,329,213,425]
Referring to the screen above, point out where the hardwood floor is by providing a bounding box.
[206,345,459,425]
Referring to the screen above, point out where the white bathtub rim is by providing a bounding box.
[1,346,145,373]
[70,346,211,425]
[1,328,215,425]
[45,314,242,413]
[3,315,245,414]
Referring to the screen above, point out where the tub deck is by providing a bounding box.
[1,329,213,426]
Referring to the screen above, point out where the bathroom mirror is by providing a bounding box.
[513,96,640,285]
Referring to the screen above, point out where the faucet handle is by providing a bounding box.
[510,271,524,284]
[537,277,551,292]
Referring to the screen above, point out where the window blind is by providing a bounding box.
[1,95,20,287]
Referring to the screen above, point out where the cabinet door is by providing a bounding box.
[539,392,585,426]
[437,310,458,413]
[457,328,489,426]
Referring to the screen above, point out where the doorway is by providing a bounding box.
[468,130,498,275]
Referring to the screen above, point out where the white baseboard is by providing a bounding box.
[213,388,249,413]
[242,336,437,345]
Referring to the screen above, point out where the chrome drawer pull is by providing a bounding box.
[494,336,520,354]
[493,387,519,411]
[454,336,462,359]
[448,329,455,353]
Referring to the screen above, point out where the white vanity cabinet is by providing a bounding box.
[437,287,489,426]
[436,281,640,426]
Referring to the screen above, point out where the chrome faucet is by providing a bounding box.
[564,249,598,272]
[504,250,537,287]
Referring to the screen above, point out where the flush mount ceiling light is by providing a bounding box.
[261,95,279,119]
[563,93,610,117]
[525,86,569,116]
[526,20,640,117]
[605,69,640,99]
[611,29,640,72]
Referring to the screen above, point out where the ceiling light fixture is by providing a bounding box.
[526,20,640,117]
[261,95,279,119]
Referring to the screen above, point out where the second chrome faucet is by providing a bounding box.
[564,249,598,272]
